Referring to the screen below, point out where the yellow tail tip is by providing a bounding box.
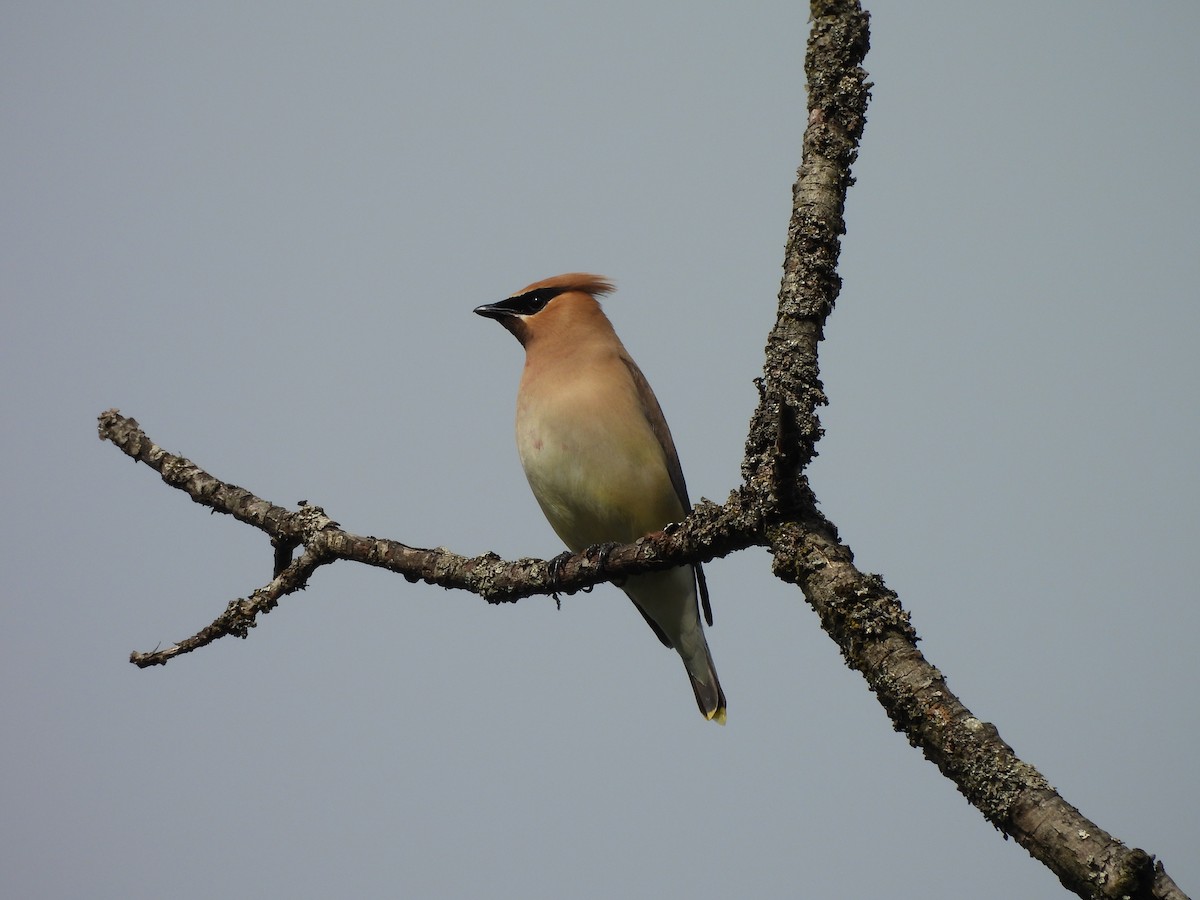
[708,707,728,726]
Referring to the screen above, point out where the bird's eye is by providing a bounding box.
[507,287,563,315]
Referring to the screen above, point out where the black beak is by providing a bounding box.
[473,302,511,321]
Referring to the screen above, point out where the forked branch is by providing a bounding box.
[97,2,1188,897]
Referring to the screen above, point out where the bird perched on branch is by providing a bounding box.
[475,273,726,724]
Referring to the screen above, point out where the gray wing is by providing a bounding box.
[620,355,714,627]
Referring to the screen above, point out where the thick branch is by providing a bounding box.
[742,0,869,512]
[769,515,1186,900]
[740,2,1187,897]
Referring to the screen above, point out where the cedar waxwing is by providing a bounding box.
[475,274,726,724]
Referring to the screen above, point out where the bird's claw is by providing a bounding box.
[582,541,622,592]
[589,541,620,569]
[547,550,574,608]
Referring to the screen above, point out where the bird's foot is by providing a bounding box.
[588,541,621,569]
[547,549,574,609]
[583,541,622,592]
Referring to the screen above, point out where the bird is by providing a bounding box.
[475,273,726,724]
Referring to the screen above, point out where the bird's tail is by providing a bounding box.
[622,568,726,724]
[683,641,727,725]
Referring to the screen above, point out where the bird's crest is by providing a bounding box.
[514,273,615,300]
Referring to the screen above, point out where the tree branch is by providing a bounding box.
[95,2,1189,897]
[98,409,763,667]
[735,3,1188,898]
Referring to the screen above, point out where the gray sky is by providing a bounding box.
[4,2,1198,898]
